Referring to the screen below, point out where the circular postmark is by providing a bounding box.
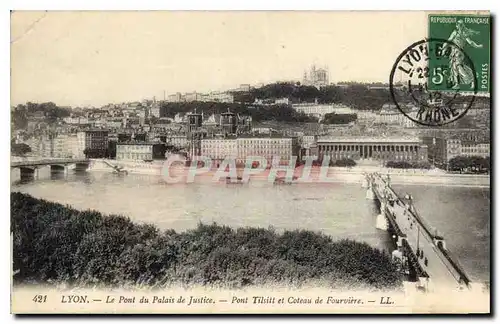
[389,38,477,126]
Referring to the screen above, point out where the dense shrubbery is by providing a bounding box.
[160,102,316,123]
[11,192,402,290]
[448,156,490,173]
[385,161,431,169]
[330,158,357,167]
[11,143,32,156]
[322,113,358,125]
[235,82,393,110]
[11,102,72,129]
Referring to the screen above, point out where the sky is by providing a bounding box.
[11,11,428,107]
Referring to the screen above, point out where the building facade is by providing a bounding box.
[195,136,300,164]
[274,98,290,105]
[445,139,490,161]
[236,137,299,163]
[81,130,109,150]
[184,92,204,102]
[221,111,238,135]
[116,143,154,161]
[377,103,417,128]
[167,135,189,149]
[151,104,160,118]
[200,138,237,162]
[167,92,183,102]
[316,137,428,162]
[78,130,109,157]
[51,134,84,158]
[292,104,336,118]
[424,133,490,163]
[202,91,234,103]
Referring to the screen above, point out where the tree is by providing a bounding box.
[448,156,469,173]
[153,144,167,159]
[449,155,490,173]
[11,105,29,130]
[159,101,317,123]
[330,158,357,167]
[322,113,357,124]
[385,161,430,169]
[84,148,108,159]
[11,143,31,156]
[107,141,117,159]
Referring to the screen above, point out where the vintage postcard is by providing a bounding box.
[10,11,491,314]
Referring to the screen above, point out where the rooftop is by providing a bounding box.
[117,141,160,146]
[317,137,421,143]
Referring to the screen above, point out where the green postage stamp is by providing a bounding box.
[428,14,491,93]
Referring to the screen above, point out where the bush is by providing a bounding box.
[11,143,31,156]
[330,158,357,167]
[385,161,430,169]
[11,192,402,290]
[448,155,490,173]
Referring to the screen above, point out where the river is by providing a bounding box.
[10,168,490,283]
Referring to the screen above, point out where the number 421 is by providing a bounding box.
[32,295,47,303]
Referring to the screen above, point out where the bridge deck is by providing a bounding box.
[370,173,471,288]
[11,159,89,168]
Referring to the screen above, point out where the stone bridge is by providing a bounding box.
[11,158,90,179]
[363,172,478,292]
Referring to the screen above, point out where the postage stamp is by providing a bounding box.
[428,15,490,93]
[389,14,490,127]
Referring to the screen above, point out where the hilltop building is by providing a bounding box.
[302,65,329,88]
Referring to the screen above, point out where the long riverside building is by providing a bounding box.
[316,137,428,162]
[200,136,300,164]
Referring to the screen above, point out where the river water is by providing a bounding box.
[10,168,490,283]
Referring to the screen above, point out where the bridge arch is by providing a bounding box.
[19,166,38,179]
[50,164,68,173]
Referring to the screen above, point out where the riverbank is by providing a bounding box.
[11,192,402,290]
[88,159,489,187]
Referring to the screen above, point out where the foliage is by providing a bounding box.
[322,113,357,124]
[448,155,490,173]
[159,101,317,123]
[234,82,395,110]
[107,141,117,159]
[11,102,72,129]
[11,193,402,290]
[83,148,108,159]
[330,158,357,167]
[11,107,28,130]
[152,144,167,159]
[385,161,431,169]
[11,143,32,156]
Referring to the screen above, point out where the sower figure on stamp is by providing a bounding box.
[442,20,483,90]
